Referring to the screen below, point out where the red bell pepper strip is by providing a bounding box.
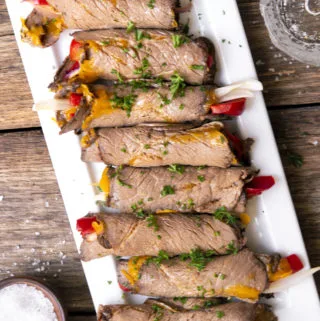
[286,254,304,273]
[69,93,82,106]
[70,39,82,62]
[207,55,214,68]
[211,98,246,116]
[118,281,131,292]
[32,0,49,4]
[76,216,97,237]
[246,176,275,198]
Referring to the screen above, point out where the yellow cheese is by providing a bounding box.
[239,213,251,226]
[121,256,150,285]
[99,167,110,195]
[224,285,260,301]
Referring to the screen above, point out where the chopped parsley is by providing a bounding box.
[127,21,135,33]
[151,305,164,321]
[179,104,185,110]
[191,64,205,70]
[157,235,162,239]
[144,144,151,149]
[160,185,175,196]
[216,311,225,318]
[192,305,200,310]
[107,280,112,284]
[112,165,132,189]
[135,29,151,42]
[197,175,205,182]
[168,164,185,175]
[187,198,195,209]
[172,34,189,48]
[128,79,150,92]
[110,94,137,117]
[170,72,186,98]
[157,93,171,105]
[117,178,132,189]
[212,207,238,225]
[214,231,221,237]
[111,69,124,83]
[101,40,110,46]
[146,214,159,232]
[226,240,238,255]
[120,147,127,153]
[180,248,216,271]
[147,250,169,266]
[147,0,156,9]
[287,151,304,168]
[134,58,151,78]
[173,297,188,304]
[203,300,219,308]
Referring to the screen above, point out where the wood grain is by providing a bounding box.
[0,130,93,313]
[0,1,320,130]
[237,0,320,106]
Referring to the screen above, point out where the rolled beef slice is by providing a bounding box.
[104,166,254,213]
[80,212,246,261]
[117,249,268,303]
[21,0,177,47]
[52,30,215,85]
[55,84,214,133]
[81,122,237,168]
[98,302,277,321]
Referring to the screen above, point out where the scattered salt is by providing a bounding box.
[0,284,58,321]
[45,201,49,208]
[312,140,318,146]
[0,195,3,202]
[35,232,40,236]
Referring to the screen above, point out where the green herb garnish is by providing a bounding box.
[127,21,135,33]
[147,250,169,266]
[180,248,216,271]
[151,304,164,321]
[226,240,238,255]
[216,311,225,318]
[146,214,159,232]
[144,144,151,149]
[147,0,156,9]
[168,164,185,175]
[170,72,186,98]
[197,175,205,182]
[160,185,175,196]
[212,207,238,225]
[287,151,304,168]
[111,69,124,83]
[110,94,137,117]
[135,29,151,42]
[173,297,188,304]
[172,34,189,48]
[121,147,127,153]
[191,64,205,70]
[134,58,151,78]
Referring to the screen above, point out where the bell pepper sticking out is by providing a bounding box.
[211,98,246,116]
[69,93,82,106]
[32,0,49,4]
[118,281,131,292]
[207,55,214,69]
[286,254,304,273]
[70,39,83,62]
[76,216,97,237]
[245,176,275,198]
[224,130,245,162]
[268,254,304,282]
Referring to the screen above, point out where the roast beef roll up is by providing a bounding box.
[21,0,178,47]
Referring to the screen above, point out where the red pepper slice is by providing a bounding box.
[211,98,246,116]
[246,176,275,198]
[224,130,245,161]
[70,39,82,62]
[76,216,97,237]
[286,254,304,273]
[33,0,49,4]
[69,93,82,106]
[118,281,131,292]
[207,55,214,68]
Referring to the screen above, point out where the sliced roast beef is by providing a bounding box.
[117,249,269,302]
[22,0,178,47]
[81,122,237,168]
[52,30,215,85]
[54,84,215,133]
[98,302,277,321]
[104,166,254,213]
[80,212,245,261]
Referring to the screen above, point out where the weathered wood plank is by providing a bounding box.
[0,130,93,312]
[0,34,38,130]
[269,106,320,289]
[237,0,320,106]
[0,1,320,130]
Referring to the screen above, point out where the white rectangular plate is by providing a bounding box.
[5,0,320,319]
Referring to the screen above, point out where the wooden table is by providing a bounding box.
[0,1,319,319]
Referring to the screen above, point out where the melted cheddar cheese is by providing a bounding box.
[99,167,110,195]
[224,285,260,301]
[121,256,150,285]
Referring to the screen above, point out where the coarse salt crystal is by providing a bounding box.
[35,232,41,236]
[0,195,3,202]
[0,284,58,321]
